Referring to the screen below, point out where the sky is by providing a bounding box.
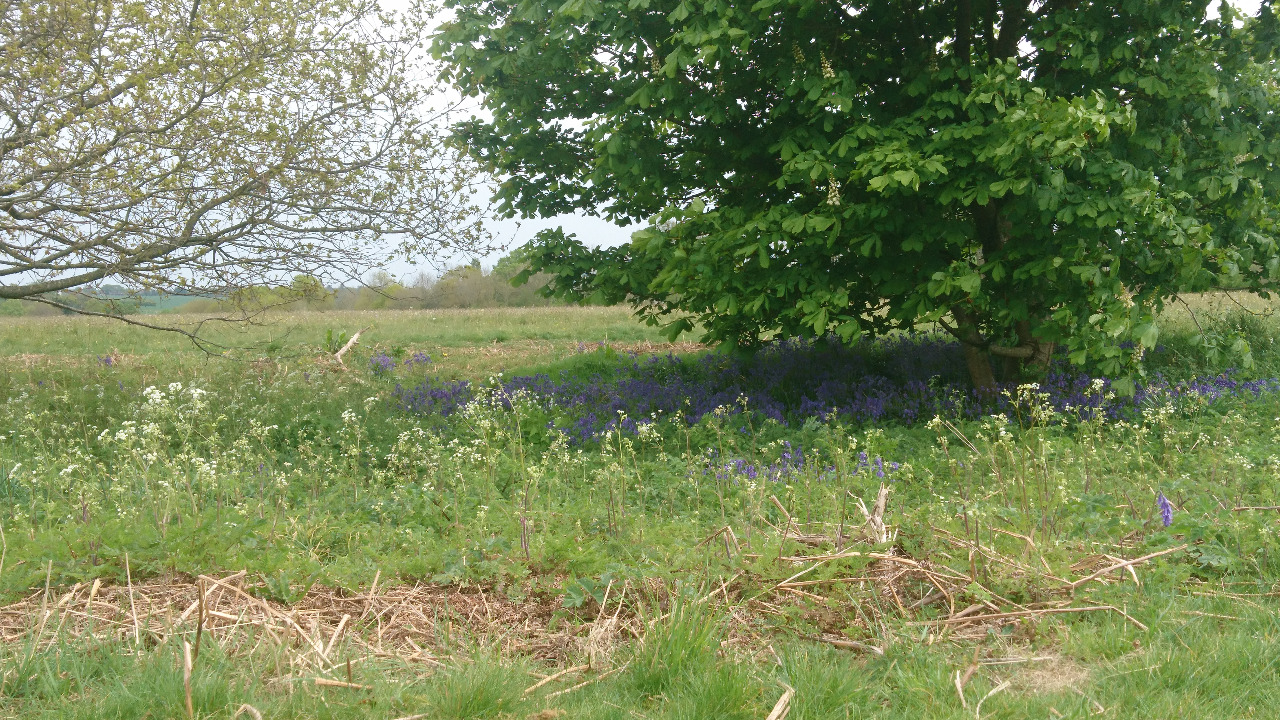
[400,0,1267,278]
[1225,0,1264,16]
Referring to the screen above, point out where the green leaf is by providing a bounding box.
[1111,377,1136,397]
[1134,323,1159,348]
[891,169,919,189]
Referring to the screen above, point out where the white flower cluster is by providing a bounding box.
[819,51,835,79]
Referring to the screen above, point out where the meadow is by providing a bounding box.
[1,300,1279,719]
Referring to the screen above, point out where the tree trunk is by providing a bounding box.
[951,310,1056,390]
[953,306,999,391]
[963,342,998,391]
[1016,320,1055,374]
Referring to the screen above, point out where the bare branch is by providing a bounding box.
[23,296,230,356]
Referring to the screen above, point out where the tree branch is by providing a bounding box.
[23,296,230,356]
[956,0,973,66]
[987,343,1035,359]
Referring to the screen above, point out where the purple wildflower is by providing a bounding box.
[369,352,395,376]
[389,333,1280,442]
[1157,492,1174,527]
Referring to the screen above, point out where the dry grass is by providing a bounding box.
[2,573,556,657]
[0,487,1177,666]
[1011,656,1091,695]
[1168,290,1277,316]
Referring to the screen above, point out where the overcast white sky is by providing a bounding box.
[399,0,1266,277]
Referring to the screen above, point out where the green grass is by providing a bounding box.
[1,299,1279,718]
[0,306,674,357]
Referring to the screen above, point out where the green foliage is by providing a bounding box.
[436,0,1280,386]
[324,328,351,354]
[4,315,1280,594]
[776,645,867,719]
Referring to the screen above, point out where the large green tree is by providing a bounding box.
[436,0,1280,388]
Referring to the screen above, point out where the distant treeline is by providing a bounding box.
[0,287,196,317]
[178,262,565,314]
[0,254,574,317]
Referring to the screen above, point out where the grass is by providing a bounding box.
[0,306,675,358]
[1,296,1279,718]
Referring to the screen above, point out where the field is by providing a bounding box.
[2,301,1280,719]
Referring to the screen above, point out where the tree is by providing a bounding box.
[435,0,1280,389]
[2,0,490,328]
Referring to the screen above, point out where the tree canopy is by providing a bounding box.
[2,0,490,318]
[436,0,1280,388]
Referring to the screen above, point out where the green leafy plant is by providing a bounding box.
[324,329,350,354]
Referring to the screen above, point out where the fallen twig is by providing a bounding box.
[1180,610,1244,621]
[764,683,795,720]
[333,327,370,367]
[126,554,140,647]
[974,680,1010,719]
[695,525,731,549]
[913,605,1148,631]
[769,495,792,523]
[854,485,892,544]
[324,614,351,659]
[183,640,195,720]
[814,636,885,656]
[1072,687,1107,714]
[979,656,1057,666]
[358,569,382,624]
[524,663,590,695]
[193,579,206,663]
[85,578,101,616]
[545,661,630,699]
[778,576,874,589]
[1069,545,1188,590]
[990,526,1036,550]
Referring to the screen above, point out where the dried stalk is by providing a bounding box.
[183,640,195,719]
[1069,545,1188,590]
[764,684,795,720]
[523,663,590,695]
